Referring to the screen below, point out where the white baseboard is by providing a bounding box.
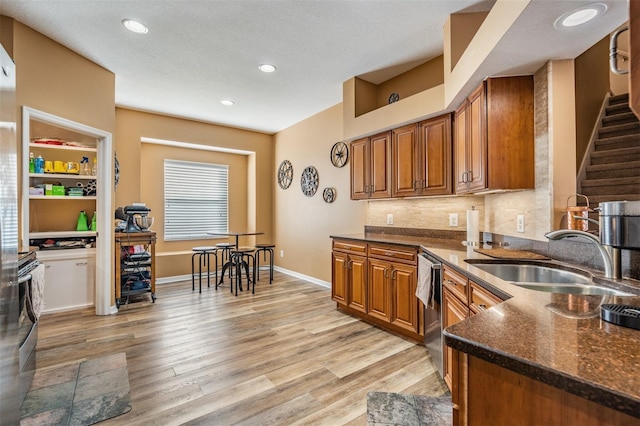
[156,267,330,289]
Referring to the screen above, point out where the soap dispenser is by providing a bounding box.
[76,210,89,231]
[80,157,90,175]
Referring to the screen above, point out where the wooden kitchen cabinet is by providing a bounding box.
[443,287,469,390]
[450,351,639,425]
[331,238,422,342]
[392,115,453,197]
[454,76,534,194]
[442,265,505,391]
[350,131,391,200]
[331,239,367,313]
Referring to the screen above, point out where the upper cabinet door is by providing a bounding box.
[350,137,369,200]
[466,83,487,193]
[391,124,419,197]
[369,131,392,199]
[454,102,469,193]
[419,114,453,196]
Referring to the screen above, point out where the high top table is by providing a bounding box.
[207,231,264,292]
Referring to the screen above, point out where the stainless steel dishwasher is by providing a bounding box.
[420,251,443,378]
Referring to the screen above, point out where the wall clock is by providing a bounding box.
[322,187,336,203]
[388,92,400,104]
[300,166,319,197]
[277,160,293,189]
[330,141,348,168]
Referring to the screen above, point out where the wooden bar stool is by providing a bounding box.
[230,247,256,295]
[255,243,275,284]
[191,246,217,293]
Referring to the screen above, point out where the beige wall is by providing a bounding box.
[274,103,366,284]
[7,19,115,248]
[575,36,610,170]
[115,108,274,279]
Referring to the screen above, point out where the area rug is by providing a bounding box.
[367,391,452,426]
[20,352,131,425]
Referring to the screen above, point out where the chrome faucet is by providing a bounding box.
[545,229,620,279]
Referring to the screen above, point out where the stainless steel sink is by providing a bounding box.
[513,282,633,296]
[465,260,635,296]
[467,262,591,284]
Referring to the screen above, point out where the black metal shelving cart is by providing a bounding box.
[115,231,156,308]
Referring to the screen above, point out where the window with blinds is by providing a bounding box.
[164,159,228,241]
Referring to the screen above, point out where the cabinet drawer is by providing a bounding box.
[469,281,503,314]
[368,244,416,263]
[443,267,468,305]
[333,240,367,254]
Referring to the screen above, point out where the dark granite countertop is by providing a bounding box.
[330,232,640,418]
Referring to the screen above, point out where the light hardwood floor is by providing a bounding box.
[34,271,447,425]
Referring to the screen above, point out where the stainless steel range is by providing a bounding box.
[17,250,39,405]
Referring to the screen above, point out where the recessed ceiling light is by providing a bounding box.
[258,64,276,73]
[221,100,234,106]
[122,19,149,34]
[555,3,607,28]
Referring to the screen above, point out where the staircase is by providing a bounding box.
[579,93,640,208]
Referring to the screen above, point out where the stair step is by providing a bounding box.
[590,146,640,165]
[582,193,640,206]
[605,102,632,116]
[609,93,630,105]
[586,160,640,179]
[602,111,639,126]
[581,176,640,196]
[598,122,640,139]
[595,134,640,151]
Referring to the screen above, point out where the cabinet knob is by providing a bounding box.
[76,262,87,266]
[478,304,487,310]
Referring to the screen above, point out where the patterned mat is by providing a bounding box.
[367,391,452,426]
[21,353,131,425]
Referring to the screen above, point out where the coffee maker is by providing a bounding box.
[115,205,151,232]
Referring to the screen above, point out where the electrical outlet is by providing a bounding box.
[516,215,525,233]
[280,250,284,258]
[386,214,394,225]
[449,213,458,227]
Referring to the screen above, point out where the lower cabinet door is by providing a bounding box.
[348,255,367,313]
[331,251,348,306]
[391,262,419,333]
[443,288,469,390]
[40,251,95,313]
[368,258,391,322]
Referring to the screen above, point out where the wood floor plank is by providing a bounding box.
[33,271,447,425]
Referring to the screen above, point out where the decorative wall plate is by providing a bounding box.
[330,141,348,168]
[277,160,293,189]
[322,187,336,203]
[114,152,120,190]
[301,166,319,197]
[388,92,400,104]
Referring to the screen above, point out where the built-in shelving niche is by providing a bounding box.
[21,106,114,315]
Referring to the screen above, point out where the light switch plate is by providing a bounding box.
[517,214,525,233]
[449,213,458,227]
[386,214,393,225]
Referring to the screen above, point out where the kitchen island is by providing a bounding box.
[331,230,640,424]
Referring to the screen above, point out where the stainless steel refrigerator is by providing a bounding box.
[0,42,19,425]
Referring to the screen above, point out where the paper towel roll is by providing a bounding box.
[467,209,480,245]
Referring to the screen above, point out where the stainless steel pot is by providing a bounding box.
[599,201,640,249]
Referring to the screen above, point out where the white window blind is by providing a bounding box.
[164,159,228,241]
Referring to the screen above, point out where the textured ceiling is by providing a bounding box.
[0,0,630,134]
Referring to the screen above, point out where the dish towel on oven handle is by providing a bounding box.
[417,255,433,307]
[26,263,45,322]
